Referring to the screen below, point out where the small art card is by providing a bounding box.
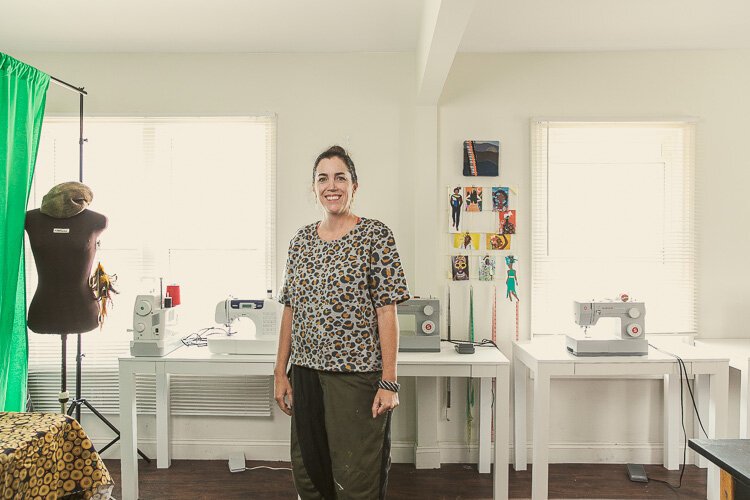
[463,140,500,177]
[486,233,511,251]
[448,187,464,233]
[464,186,482,212]
[478,255,496,282]
[451,255,470,281]
[492,187,509,212]
[499,210,516,235]
[453,232,480,250]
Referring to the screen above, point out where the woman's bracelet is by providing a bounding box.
[377,379,400,393]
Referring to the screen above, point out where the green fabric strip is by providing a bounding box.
[0,52,50,411]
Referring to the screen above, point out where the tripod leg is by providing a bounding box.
[59,334,69,414]
[80,399,119,435]
[75,333,83,422]
[80,399,151,462]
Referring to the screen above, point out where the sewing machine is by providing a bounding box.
[565,299,647,356]
[398,298,441,352]
[129,294,183,357]
[207,296,279,355]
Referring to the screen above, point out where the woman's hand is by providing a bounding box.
[274,372,293,416]
[371,388,399,418]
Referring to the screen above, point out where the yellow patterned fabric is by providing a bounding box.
[0,412,113,499]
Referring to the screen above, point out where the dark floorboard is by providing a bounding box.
[104,460,707,499]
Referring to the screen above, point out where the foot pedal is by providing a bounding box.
[626,463,648,483]
[228,451,246,473]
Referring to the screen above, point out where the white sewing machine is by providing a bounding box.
[207,295,279,355]
[398,298,440,352]
[129,294,183,357]
[565,299,647,356]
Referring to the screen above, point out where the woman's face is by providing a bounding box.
[314,157,358,216]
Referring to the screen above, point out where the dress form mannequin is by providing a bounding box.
[25,182,150,460]
[25,208,107,334]
[25,182,105,414]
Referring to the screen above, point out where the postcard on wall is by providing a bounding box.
[451,255,470,281]
[448,186,464,233]
[464,186,483,212]
[463,140,500,177]
[499,210,516,234]
[453,232,480,250]
[478,255,496,282]
[486,233,511,251]
[492,187,509,212]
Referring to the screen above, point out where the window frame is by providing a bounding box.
[530,118,697,338]
[26,115,278,416]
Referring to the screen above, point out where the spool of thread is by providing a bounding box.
[166,285,181,306]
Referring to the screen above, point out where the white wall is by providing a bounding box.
[439,50,750,460]
[15,48,750,464]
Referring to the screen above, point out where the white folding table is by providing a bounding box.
[119,344,510,500]
[513,335,728,500]
[694,339,750,437]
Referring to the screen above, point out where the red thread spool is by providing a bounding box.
[166,285,181,306]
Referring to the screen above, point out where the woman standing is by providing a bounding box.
[274,146,410,499]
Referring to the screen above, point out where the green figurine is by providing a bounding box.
[505,255,519,302]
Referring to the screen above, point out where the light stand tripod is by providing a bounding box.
[47,79,150,463]
[58,333,150,461]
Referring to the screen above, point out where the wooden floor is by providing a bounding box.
[104,460,707,499]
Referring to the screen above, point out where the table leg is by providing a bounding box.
[513,358,527,471]
[531,367,550,500]
[118,364,138,500]
[415,377,440,469]
[156,366,171,468]
[479,377,491,473]
[741,361,750,439]
[706,366,729,500]
[663,374,680,470]
[694,374,709,468]
[494,364,510,500]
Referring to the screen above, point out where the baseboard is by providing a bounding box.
[95,438,682,465]
[97,439,418,463]
[522,442,673,464]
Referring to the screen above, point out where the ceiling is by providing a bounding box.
[2,0,749,54]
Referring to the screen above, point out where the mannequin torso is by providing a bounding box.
[25,208,108,334]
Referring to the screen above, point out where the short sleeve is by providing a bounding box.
[278,236,296,306]
[368,224,411,308]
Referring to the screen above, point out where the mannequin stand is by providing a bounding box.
[59,333,151,462]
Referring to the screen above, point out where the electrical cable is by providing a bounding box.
[181,327,229,347]
[647,343,710,490]
[441,338,500,350]
[244,465,292,472]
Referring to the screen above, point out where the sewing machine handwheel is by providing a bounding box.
[421,320,436,334]
[136,300,153,316]
[627,323,643,337]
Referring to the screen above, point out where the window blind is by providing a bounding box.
[531,120,696,337]
[27,116,277,416]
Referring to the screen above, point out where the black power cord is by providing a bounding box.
[647,343,709,491]
[181,327,229,347]
[441,338,501,350]
[440,338,501,416]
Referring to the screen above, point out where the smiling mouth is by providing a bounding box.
[324,195,342,201]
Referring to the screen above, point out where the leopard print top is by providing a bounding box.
[279,217,410,372]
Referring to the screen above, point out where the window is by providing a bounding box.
[531,120,696,337]
[26,117,276,415]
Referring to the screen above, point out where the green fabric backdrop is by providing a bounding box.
[0,52,49,411]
